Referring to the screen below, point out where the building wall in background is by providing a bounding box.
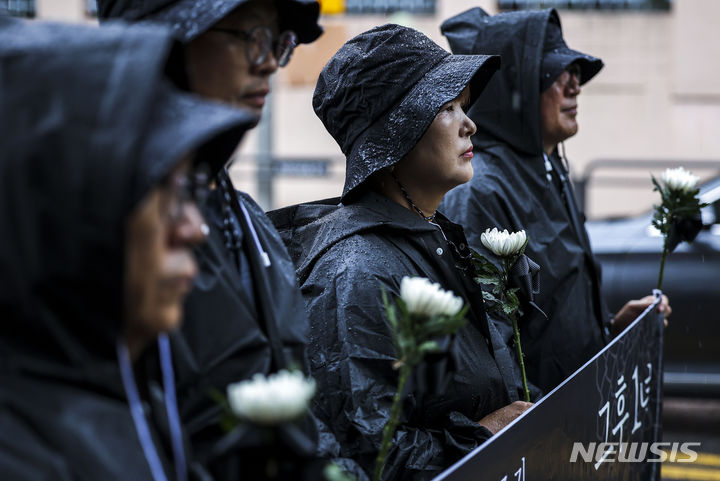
[29,0,720,218]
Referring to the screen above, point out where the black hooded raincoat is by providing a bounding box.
[440,9,611,393]
[172,184,326,478]
[0,17,249,481]
[172,187,312,436]
[270,192,525,481]
[93,0,321,472]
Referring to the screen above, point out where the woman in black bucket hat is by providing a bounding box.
[269,24,534,481]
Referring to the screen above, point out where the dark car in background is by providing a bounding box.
[586,175,720,397]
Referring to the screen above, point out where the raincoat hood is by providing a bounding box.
[439,9,609,392]
[97,0,323,44]
[312,24,500,200]
[270,196,440,282]
[0,17,254,382]
[441,7,602,156]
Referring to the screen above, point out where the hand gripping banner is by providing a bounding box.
[435,291,666,481]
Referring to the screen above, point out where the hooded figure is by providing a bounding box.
[96,1,328,473]
[269,25,534,481]
[438,8,611,393]
[97,0,322,45]
[0,16,253,481]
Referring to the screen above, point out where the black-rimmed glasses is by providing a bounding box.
[164,166,211,223]
[209,26,298,68]
[565,63,582,84]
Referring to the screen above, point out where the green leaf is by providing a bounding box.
[502,290,520,316]
[209,388,242,432]
[482,290,499,305]
[471,250,501,276]
[324,462,358,481]
[474,275,500,286]
[651,175,670,205]
[418,340,440,355]
[381,288,397,330]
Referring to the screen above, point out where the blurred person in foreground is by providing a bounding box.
[0,15,254,481]
[439,7,670,393]
[270,25,535,481]
[96,1,331,475]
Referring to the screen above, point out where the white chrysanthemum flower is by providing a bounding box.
[400,276,463,318]
[227,370,316,425]
[480,227,527,257]
[661,167,699,194]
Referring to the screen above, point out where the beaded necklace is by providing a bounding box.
[391,172,437,222]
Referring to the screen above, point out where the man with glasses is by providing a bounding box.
[97,0,327,477]
[439,8,670,394]
[183,0,310,116]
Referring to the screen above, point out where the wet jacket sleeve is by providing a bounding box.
[302,240,493,481]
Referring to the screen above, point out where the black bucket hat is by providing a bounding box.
[540,12,603,92]
[313,24,500,200]
[97,0,322,44]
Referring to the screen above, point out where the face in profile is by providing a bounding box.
[396,86,477,196]
[540,63,582,150]
[124,157,206,347]
[185,0,280,117]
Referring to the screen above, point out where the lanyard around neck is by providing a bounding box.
[117,334,187,481]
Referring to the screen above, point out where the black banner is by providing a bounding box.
[435,292,665,481]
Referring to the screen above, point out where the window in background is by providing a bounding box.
[5,0,35,17]
[86,0,97,16]
[497,0,670,10]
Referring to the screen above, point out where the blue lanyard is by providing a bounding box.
[159,334,188,481]
[117,334,187,481]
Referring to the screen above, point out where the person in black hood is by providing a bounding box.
[269,24,535,481]
[439,7,671,393]
[0,16,254,481]
[96,0,329,474]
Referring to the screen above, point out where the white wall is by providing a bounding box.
[33,0,720,217]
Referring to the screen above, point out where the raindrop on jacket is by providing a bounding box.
[270,191,528,481]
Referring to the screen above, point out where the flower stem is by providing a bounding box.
[373,365,411,481]
[656,238,668,290]
[511,313,530,402]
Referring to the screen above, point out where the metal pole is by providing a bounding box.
[256,76,274,210]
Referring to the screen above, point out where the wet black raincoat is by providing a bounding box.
[94,0,321,473]
[440,8,611,393]
[171,182,325,478]
[172,186,312,434]
[270,191,525,481]
[0,17,250,481]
